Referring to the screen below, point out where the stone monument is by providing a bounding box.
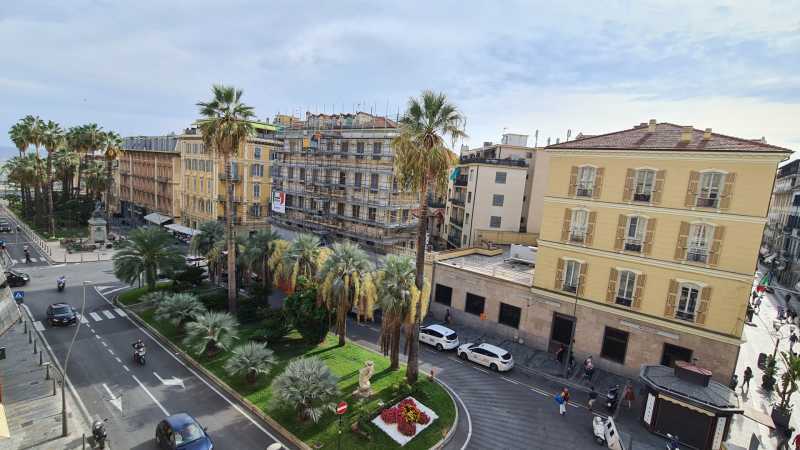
[88,203,107,244]
[353,360,375,398]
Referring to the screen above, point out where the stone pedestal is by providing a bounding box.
[88,216,107,244]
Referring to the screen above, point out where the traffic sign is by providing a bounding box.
[336,401,348,415]
[13,291,24,303]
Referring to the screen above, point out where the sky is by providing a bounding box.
[2,1,799,159]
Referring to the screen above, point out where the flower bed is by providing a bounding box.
[372,397,438,446]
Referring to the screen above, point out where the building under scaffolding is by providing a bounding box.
[269,112,419,253]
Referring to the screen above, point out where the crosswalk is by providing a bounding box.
[35,307,129,329]
[10,257,43,264]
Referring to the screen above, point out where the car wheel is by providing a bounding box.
[490,363,498,372]
[436,343,443,351]
[459,352,468,360]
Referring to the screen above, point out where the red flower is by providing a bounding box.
[397,417,417,436]
[380,407,398,424]
[418,411,430,425]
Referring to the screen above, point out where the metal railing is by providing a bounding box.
[458,156,528,167]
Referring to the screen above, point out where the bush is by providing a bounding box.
[284,278,329,344]
[171,266,207,291]
[237,297,263,324]
[196,289,227,311]
[253,308,291,344]
[270,357,339,423]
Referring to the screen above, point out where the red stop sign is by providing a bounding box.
[336,401,348,415]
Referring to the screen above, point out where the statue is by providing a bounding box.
[353,360,375,398]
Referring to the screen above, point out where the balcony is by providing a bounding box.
[454,176,468,187]
[450,217,464,228]
[696,196,719,208]
[450,197,465,207]
[569,231,586,243]
[575,187,594,198]
[218,172,241,182]
[217,216,242,225]
[633,192,651,202]
[623,240,643,253]
[217,194,243,203]
[687,249,708,263]
[458,156,528,167]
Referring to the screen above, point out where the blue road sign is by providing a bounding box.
[13,291,24,303]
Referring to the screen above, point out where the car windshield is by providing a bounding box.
[175,422,204,445]
[52,306,71,315]
[500,352,512,360]
[446,332,457,340]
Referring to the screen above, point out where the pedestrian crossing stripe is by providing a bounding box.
[89,312,102,321]
[113,308,127,317]
[77,314,89,324]
[101,310,115,319]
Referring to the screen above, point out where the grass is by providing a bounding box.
[116,282,173,305]
[139,309,455,449]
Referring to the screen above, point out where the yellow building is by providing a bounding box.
[530,120,790,380]
[179,122,282,233]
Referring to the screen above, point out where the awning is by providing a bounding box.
[763,253,777,264]
[144,212,172,226]
[164,223,200,236]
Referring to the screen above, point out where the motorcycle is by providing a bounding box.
[57,277,65,292]
[92,418,108,449]
[666,434,679,450]
[605,385,620,413]
[591,416,607,445]
[133,345,146,366]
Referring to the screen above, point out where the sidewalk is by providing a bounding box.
[0,319,88,449]
[725,266,800,449]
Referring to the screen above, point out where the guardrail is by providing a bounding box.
[0,203,54,262]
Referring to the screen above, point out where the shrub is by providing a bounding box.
[140,291,168,305]
[284,278,329,344]
[236,297,263,324]
[171,266,207,291]
[223,342,276,384]
[196,289,227,311]
[270,357,339,423]
[183,311,239,356]
[253,308,291,344]
[154,293,206,332]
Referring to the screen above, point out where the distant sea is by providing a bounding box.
[0,146,17,161]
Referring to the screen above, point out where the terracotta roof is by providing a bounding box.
[547,121,792,154]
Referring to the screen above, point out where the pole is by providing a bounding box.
[61,280,91,437]
[563,277,579,378]
[337,414,342,450]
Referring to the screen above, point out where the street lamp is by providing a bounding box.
[61,280,92,436]
[42,361,68,437]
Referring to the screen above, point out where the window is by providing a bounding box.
[576,166,596,197]
[570,209,588,243]
[616,271,636,307]
[490,216,502,228]
[368,207,376,221]
[339,171,346,185]
[354,173,362,187]
[254,147,262,160]
[326,140,333,152]
[252,204,261,217]
[697,172,723,208]
[495,172,507,184]
[793,195,800,207]
[340,141,349,158]
[624,216,645,252]
[492,194,504,206]
[356,142,365,159]
[192,143,198,153]
[634,169,655,202]
[352,205,360,219]
[402,210,409,222]
[299,168,306,181]
[687,224,712,263]
[498,303,521,328]
[288,167,294,179]
[467,192,472,203]
[289,140,298,152]
[253,183,260,198]
[600,327,629,364]
[251,164,264,177]
[435,284,452,306]
[563,260,580,293]
[370,173,379,189]
[465,293,485,316]
[372,142,382,160]
[676,284,700,321]
[337,202,345,216]
[389,210,397,223]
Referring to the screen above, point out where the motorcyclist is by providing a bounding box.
[57,275,66,288]
[132,338,145,352]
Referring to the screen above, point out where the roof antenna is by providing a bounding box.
[566,129,572,141]
[534,130,539,148]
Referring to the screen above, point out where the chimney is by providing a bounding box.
[648,119,657,133]
[703,128,712,140]
[680,126,693,143]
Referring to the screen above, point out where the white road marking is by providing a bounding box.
[104,286,128,295]
[122,365,130,372]
[102,383,123,412]
[154,372,185,389]
[108,349,115,356]
[132,375,170,416]
[33,321,45,331]
[101,341,108,347]
[89,312,102,321]
[113,308,127,317]
[501,376,521,385]
[10,259,17,264]
[94,334,101,340]
[114,357,122,364]
[473,366,489,374]
[436,378,473,450]
[77,314,89,324]
[101,310,115,319]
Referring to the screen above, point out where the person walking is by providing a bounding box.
[555,391,566,416]
[588,386,598,411]
[743,366,754,392]
[555,343,566,364]
[623,382,635,409]
[444,308,451,324]
[729,374,739,392]
[754,296,762,314]
[790,331,798,353]
[746,303,755,323]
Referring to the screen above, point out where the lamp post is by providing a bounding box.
[61,280,92,436]
[563,274,580,378]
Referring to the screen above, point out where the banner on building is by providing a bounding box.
[272,191,286,213]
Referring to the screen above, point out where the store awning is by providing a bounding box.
[763,253,777,264]
[164,223,200,236]
[144,212,172,226]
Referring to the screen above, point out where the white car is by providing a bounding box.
[185,256,208,268]
[419,324,460,351]
[457,342,514,372]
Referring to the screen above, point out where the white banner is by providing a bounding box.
[272,191,286,213]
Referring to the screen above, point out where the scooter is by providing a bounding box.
[133,346,146,365]
[666,434,679,450]
[592,416,607,445]
[57,277,65,292]
[92,418,108,449]
[606,385,620,413]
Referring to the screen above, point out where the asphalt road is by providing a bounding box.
[0,212,50,267]
[22,261,292,450]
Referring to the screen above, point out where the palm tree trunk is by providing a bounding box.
[390,322,401,370]
[105,159,113,231]
[225,155,237,315]
[406,182,429,384]
[47,155,55,236]
[75,156,83,197]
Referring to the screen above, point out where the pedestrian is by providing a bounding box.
[754,296,762,314]
[583,355,595,381]
[790,331,798,353]
[746,304,755,323]
[555,391,566,416]
[562,387,570,405]
[729,374,739,392]
[623,382,635,409]
[588,386,598,410]
[778,427,795,450]
[793,430,800,450]
[743,366,754,392]
[444,308,451,325]
[555,343,566,364]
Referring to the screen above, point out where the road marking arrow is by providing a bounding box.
[102,383,122,412]
[153,372,185,389]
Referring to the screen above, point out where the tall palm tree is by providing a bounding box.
[191,221,225,284]
[103,131,122,225]
[244,229,281,297]
[52,147,79,203]
[42,120,64,235]
[65,126,85,197]
[112,226,185,290]
[377,254,415,369]
[392,90,465,383]
[318,241,375,347]
[197,84,256,315]
[8,122,30,214]
[272,234,329,292]
[23,116,47,223]
[84,160,106,200]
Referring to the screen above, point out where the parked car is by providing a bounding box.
[155,413,213,450]
[46,303,77,326]
[4,270,29,287]
[185,256,208,268]
[0,220,11,233]
[419,324,460,351]
[457,342,514,372]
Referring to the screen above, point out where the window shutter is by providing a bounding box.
[623,169,635,202]
[643,218,656,255]
[633,273,646,309]
[606,268,618,303]
[685,171,700,207]
[674,221,690,261]
[577,262,588,297]
[593,167,605,199]
[554,258,565,290]
[561,208,572,242]
[708,225,725,266]
[719,173,736,210]
[652,170,666,204]
[614,215,626,251]
[585,211,597,245]
[696,286,712,324]
[568,166,578,196]
[665,279,678,317]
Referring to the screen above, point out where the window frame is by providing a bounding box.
[624,216,646,252]
[465,293,485,316]
[253,146,262,160]
[576,166,597,197]
[563,260,580,293]
[687,223,712,263]
[633,169,655,202]
[697,171,724,208]
[498,303,521,329]
[489,216,502,228]
[600,326,629,364]
[492,194,505,207]
[570,209,589,243]
[676,283,700,322]
[616,270,636,307]
[434,284,453,306]
[495,172,507,184]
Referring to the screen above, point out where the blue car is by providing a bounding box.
[155,413,213,450]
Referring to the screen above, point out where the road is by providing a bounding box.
[0,212,50,267]
[21,261,292,450]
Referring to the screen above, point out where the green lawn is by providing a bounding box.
[116,282,173,305]
[139,309,455,449]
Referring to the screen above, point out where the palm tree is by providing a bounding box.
[53,147,79,203]
[112,226,185,290]
[191,221,225,284]
[244,229,281,297]
[392,90,465,383]
[197,84,256,316]
[7,125,30,214]
[224,342,276,384]
[318,241,375,347]
[102,131,122,225]
[377,254,415,369]
[154,293,207,333]
[42,120,64,235]
[272,234,329,292]
[83,160,107,200]
[23,116,47,223]
[183,311,239,356]
[270,357,338,423]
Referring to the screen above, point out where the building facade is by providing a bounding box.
[117,135,182,221]
[269,112,419,253]
[763,159,800,286]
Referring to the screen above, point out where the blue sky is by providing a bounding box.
[1,1,799,157]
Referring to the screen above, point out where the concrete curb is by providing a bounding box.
[120,302,310,450]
